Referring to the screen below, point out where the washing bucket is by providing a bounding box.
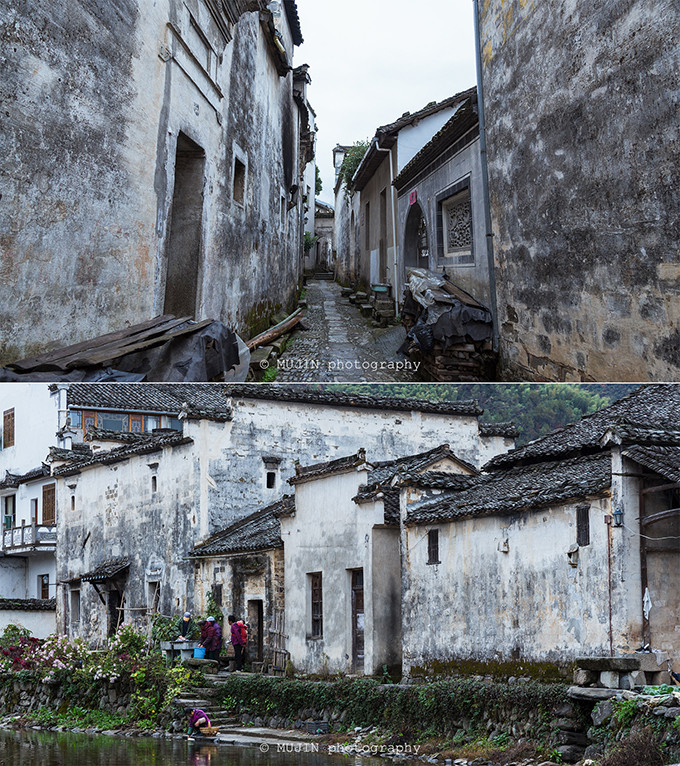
[193,647,206,659]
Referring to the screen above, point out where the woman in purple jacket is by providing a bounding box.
[185,707,211,736]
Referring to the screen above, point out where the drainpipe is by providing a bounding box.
[375,142,400,317]
[472,0,500,352]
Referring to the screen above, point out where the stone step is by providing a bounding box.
[313,272,334,280]
[359,304,373,317]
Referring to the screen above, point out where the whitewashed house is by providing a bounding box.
[279,444,486,676]
[401,385,680,681]
[49,383,515,645]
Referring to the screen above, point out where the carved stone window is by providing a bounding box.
[442,189,473,263]
[437,180,474,266]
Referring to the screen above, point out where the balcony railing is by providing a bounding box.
[2,523,57,552]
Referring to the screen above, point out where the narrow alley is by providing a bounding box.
[274,280,419,382]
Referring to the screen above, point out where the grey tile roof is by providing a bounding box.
[0,466,50,489]
[396,471,476,490]
[376,87,477,139]
[406,452,612,526]
[80,558,130,582]
[190,497,290,557]
[283,0,303,46]
[479,422,520,439]
[62,384,233,420]
[290,450,367,485]
[353,445,478,504]
[53,432,193,476]
[84,427,147,443]
[484,385,671,470]
[622,445,680,483]
[0,597,56,611]
[47,445,93,462]
[225,385,483,417]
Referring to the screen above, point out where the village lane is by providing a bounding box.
[275,280,420,382]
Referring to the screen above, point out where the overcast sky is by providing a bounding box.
[293,0,477,205]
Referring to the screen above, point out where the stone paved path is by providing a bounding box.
[275,280,421,382]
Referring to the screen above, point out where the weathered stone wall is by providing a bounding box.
[55,395,507,646]
[479,0,680,381]
[195,547,283,664]
[203,394,495,532]
[281,472,400,676]
[0,675,132,717]
[0,0,303,365]
[333,188,361,287]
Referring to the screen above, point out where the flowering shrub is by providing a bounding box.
[0,623,201,728]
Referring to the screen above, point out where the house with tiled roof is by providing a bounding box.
[43,383,514,645]
[392,90,493,307]
[278,444,480,676]
[400,385,680,682]
[333,90,475,298]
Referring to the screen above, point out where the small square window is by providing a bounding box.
[233,157,246,205]
[266,471,276,489]
[427,530,440,564]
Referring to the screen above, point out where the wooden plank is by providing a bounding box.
[7,315,180,371]
[69,319,215,368]
[53,316,193,370]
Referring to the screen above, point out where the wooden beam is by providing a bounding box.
[641,507,680,526]
[246,309,304,350]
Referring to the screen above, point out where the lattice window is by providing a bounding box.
[439,188,474,265]
[2,409,14,449]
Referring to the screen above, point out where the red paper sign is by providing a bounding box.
[409,190,418,206]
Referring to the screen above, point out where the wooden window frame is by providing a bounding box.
[577,504,590,547]
[3,408,15,449]
[310,572,323,639]
[42,484,56,526]
[427,529,440,565]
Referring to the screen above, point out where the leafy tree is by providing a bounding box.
[315,165,323,196]
[337,141,370,198]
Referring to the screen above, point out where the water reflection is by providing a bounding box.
[0,729,384,765]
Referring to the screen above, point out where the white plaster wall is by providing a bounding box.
[396,107,458,172]
[0,558,27,599]
[0,609,56,639]
[281,469,390,674]
[26,552,57,601]
[402,494,626,673]
[0,384,58,472]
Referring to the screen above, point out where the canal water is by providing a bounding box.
[0,729,385,765]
